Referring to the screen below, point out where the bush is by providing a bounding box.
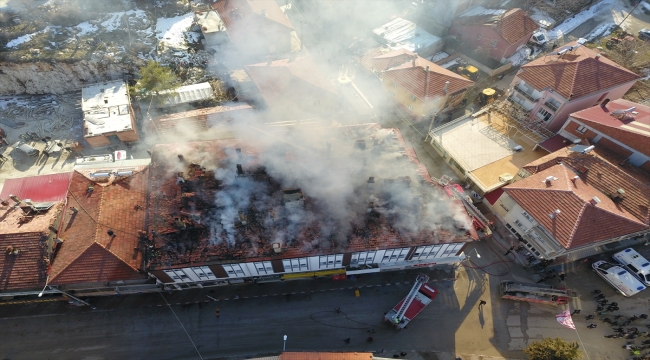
[524,337,581,360]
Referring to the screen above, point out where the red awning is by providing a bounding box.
[484,187,504,205]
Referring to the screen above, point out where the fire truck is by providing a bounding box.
[384,274,438,329]
[500,280,577,305]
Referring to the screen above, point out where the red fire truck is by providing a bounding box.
[500,280,576,305]
[384,274,438,329]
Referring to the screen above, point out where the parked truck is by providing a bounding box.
[384,274,438,329]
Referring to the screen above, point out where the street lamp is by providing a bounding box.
[465,248,481,260]
[38,275,50,297]
[283,335,287,351]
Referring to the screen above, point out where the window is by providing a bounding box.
[513,219,528,232]
[409,94,416,101]
[521,211,534,222]
[499,203,509,212]
[537,108,552,121]
[576,125,587,134]
[477,33,482,40]
[491,40,498,47]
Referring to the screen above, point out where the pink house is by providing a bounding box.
[508,41,639,133]
[449,7,539,63]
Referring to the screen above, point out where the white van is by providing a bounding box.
[592,260,646,297]
[613,248,650,286]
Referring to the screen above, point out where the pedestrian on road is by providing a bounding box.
[516,245,525,253]
[215,307,220,318]
[588,324,598,328]
[478,300,487,308]
[592,289,602,294]
[504,246,515,256]
[536,277,547,284]
[586,315,595,320]
[559,273,566,281]
[571,309,581,315]
[344,338,350,344]
[640,314,648,319]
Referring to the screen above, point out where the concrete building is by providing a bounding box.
[428,110,550,195]
[449,7,539,63]
[558,99,650,173]
[194,9,228,51]
[81,81,138,148]
[507,41,639,133]
[372,17,443,57]
[490,146,650,262]
[371,49,474,118]
[145,124,479,289]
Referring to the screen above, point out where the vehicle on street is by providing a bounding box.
[613,248,650,286]
[12,142,38,157]
[500,281,576,305]
[384,274,437,329]
[592,260,646,297]
[639,28,650,41]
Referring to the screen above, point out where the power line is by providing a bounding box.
[159,292,204,360]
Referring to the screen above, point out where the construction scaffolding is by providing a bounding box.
[488,99,555,144]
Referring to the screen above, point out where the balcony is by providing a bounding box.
[543,101,559,112]
[513,86,539,103]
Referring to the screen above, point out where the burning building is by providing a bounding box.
[147,124,478,286]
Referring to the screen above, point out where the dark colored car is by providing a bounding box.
[639,29,650,41]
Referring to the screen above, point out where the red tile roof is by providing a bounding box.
[372,49,474,101]
[212,0,293,44]
[497,9,539,45]
[484,187,504,205]
[538,134,570,153]
[146,125,477,270]
[505,163,648,249]
[0,172,73,202]
[570,99,650,157]
[518,41,639,99]
[245,55,338,109]
[0,202,64,290]
[280,353,373,360]
[150,104,255,138]
[49,170,148,285]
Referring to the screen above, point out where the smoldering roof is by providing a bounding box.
[146,123,476,269]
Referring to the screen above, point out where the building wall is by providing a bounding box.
[85,135,111,148]
[151,243,467,285]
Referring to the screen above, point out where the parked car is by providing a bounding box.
[638,29,650,41]
[12,142,38,157]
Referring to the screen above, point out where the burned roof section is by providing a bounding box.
[147,124,476,269]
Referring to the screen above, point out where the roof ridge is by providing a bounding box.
[98,242,141,271]
[565,201,588,248]
[50,241,98,281]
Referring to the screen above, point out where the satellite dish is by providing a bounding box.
[611,109,625,115]
[625,107,636,113]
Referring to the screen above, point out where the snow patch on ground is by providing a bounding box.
[584,22,615,42]
[156,12,194,50]
[101,9,148,32]
[75,22,98,36]
[430,51,449,62]
[547,0,616,40]
[6,26,54,48]
[530,7,555,29]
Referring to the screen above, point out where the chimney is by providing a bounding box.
[570,175,579,185]
[412,56,416,67]
[177,154,184,161]
[424,65,430,98]
[595,54,601,60]
[549,209,561,219]
[236,164,244,176]
[0,198,8,206]
[9,195,22,204]
[273,243,282,253]
[590,196,601,205]
[443,81,450,94]
[367,176,375,183]
[236,148,242,160]
[238,211,247,225]
[367,202,374,213]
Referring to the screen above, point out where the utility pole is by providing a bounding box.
[619,1,641,27]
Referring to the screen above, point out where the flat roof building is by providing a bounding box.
[81,81,138,148]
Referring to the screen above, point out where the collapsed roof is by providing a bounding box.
[146,124,477,269]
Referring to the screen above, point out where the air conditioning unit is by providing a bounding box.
[499,173,514,183]
[512,145,523,152]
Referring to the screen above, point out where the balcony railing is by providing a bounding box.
[513,86,539,103]
[544,101,559,112]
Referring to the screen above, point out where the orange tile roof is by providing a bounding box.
[0,202,64,290]
[49,170,148,284]
[245,55,338,109]
[150,104,255,138]
[372,49,474,101]
[280,353,373,360]
[212,0,294,44]
[505,163,648,249]
[569,99,650,157]
[497,8,539,45]
[518,41,639,99]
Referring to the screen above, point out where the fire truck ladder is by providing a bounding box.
[391,274,430,324]
[503,282,574,298]
[448,185,492,229]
